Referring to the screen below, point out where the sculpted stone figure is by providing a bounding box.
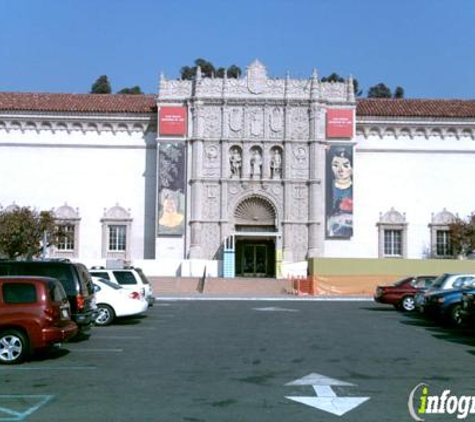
[270,149,282,179]
[251,149,262,178]
[229,148,242,178]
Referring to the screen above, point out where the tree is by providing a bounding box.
[367,83,392,98]
[180,58,242,80]
[90,75,112,94]
[0,207,60,259]
[117,86,143,95]
[449,214,475,257]
[367,83,405,99]
[393,86,405,99]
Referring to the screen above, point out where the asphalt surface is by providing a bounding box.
[1,300,475,421]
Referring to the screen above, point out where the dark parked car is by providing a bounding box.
[423,279,475,326]
[374,275,437,312]
[461,290,475,323]
[0,260,95,334]
[415,273,475,314]
[0,276,78,364]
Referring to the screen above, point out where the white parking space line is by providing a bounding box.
[0,366,97,371]
[93,335,142,340]
[66,348,123,353]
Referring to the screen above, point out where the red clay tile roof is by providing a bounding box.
[0,93,156,114]
[357,98,475,118]
[1,93,475,119]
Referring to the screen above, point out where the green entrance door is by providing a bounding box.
[236,239,275,278]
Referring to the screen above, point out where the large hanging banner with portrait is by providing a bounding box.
[157,143,186,236]
[326,144,353,238]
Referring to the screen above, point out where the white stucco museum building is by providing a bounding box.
[1,61,475,277]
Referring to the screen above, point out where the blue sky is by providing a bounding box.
[1,0,474,98]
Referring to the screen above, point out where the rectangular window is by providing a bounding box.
[2,283,37,304]
[109,225,126,251]
[436,230,452,257]
[57,225,75,251]
[384,230,402,256]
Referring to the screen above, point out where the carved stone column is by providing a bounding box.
[282,101,293,261]
[307,106,325,258]
[188,109,204,257]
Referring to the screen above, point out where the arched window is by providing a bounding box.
[101,204,132,260]
[429,209,456,258]
[53,204,81,258]
[377,208,407,258]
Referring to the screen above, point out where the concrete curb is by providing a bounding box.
[155,296,373,302]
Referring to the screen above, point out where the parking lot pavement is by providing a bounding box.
[1,301,475,421]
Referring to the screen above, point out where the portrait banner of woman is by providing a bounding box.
[157,142,186,236]
[158,189,185,235]
[326,145,354,238]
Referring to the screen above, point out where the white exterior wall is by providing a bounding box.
[324,131,475,258]
[0,127,155,260]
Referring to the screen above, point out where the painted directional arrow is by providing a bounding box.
[285,373,370,416]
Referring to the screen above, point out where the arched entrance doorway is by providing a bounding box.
[233,196,278,278]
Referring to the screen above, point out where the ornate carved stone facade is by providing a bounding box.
[157,60,356,266]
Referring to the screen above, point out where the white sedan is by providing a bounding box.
[91,277,148,326]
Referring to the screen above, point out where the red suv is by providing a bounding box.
[374,275,437,312]
[0,276,78,364]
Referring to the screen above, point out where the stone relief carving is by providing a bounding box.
[379,207,406,224]
[247,60,267,95]
[286,80,311,97]
[291,224,308,261]
[321,82,347,101]
[229,108,243,133]
[203,143,220,177]
[290,108,309,140]
[247,108,264,138]
[158,78,192,98]
[196,79,222,97]
[201,223,220,258]
[201,107,221,138]
[269,107,283,138]
[431,209,456,225]
[202,185,220,220]
[291,144,308,178]
[291,184,308,221]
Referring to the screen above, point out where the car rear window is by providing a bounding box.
[2,283,37,304]
[0,263,76,294]
[75,264,94,296]
[135,268,150,285]
[113,271,137,285]
[47,281,66,302]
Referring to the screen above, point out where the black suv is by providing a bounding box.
[0,260,95,333]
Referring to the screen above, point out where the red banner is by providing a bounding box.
[159,107,187,136]
[326,109,354,138]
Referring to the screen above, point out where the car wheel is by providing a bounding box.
[95,304,115,326]
[0,329,29,364]
[400,296,416,312]
[450,304,464,327]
